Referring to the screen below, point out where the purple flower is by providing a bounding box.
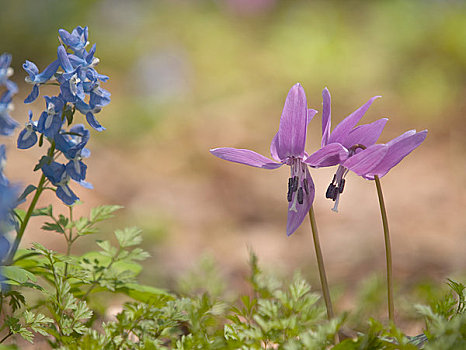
[210,83,317,236]
[305,88,427,211]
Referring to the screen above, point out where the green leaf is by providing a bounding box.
[115,227,142,248]
[33,155,52,171]
[90,205,123,223]
[117,283,173,303]
[17,185,37,203]
[31,205,53,217]
[41,222,65,234]
[2,266,37,284]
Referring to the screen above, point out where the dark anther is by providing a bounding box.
[292,176,299,192]
[287,188,293,202]
[331,174,336,184]
[288,177,293,190]
[297,187,304,204]
[303,178,309,195]
[325,183,336,199]
[338,179,345,193]
[332,187,338,201]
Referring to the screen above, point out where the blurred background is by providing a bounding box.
[1,0,465,332]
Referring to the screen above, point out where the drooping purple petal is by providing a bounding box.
[328,95,381,145]
[210,147,283,169]
[286,166,314,236]
[321,87,331,147]
[305,143,349,168]
[276,83,308,159]
[343,144,388,176]
[363,130,427,179]
[341,118,388,149]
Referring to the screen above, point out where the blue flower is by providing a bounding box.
[37,96,65,138]
[75,100,105,131]
[0,90,19,136]
[55,124,91,182]
[17,111,38,149]
[23,59,60,103]
[41,161,79,205]
[59,26,89,57]
[0,53,18,93]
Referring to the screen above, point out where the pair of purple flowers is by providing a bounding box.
[211,83,427,236]
[16,26,110,206]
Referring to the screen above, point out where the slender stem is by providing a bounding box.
[64,206,73,277]
[6,174,46,265]
[6,142,56,265]
[308,206,334,320]
[374,175,394,322]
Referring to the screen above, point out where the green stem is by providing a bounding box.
[64,206,73,277]
[374,175,394,322]
[6,143,56,265]
[308,206,334,320]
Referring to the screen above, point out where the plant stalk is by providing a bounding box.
[374,175,394,322]
[308,206,334,320]
[6,143,55,264]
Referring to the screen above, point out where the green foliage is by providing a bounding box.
[1,204,465,348]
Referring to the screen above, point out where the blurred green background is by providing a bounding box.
[1,0,465,331]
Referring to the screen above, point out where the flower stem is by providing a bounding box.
[308,206,334,320]
[374,175,394,322]
[6,142,56,265]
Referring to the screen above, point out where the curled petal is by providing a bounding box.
[328,95,381,145]
[343,144,388,176]
[341,118,388,149]
[210,147,283,169]
[364,130,427,179]
[305,143,349,168]
[86,112,105,131]
[277,83,308,159]
[24,84,39,104]
[321,87,331,147]
[286,166,314,236]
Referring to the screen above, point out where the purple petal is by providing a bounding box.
[341,118,388,149]
[286,166,314,236]
[270,132,281,162]
[343,144,388,176]
[328,95,381,145]
[210,147,283,169]
[305,143,349,168]
[321,87,331,147]
[386,129,416,147]
[276,83,308,159]
[364,130,427,179]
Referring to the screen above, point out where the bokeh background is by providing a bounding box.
[1,0,465,333]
